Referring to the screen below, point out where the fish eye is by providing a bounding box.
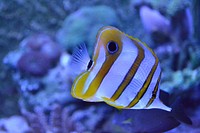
[87,60,93,70]
[107,41,118,54]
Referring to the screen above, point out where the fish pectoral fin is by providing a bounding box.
[70,43,91,75]
[102,97,125,109]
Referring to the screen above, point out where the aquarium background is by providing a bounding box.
[0,0,200,132]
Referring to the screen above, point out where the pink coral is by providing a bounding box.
[17,34,62,76]
[140,6,171,35]
[20,34,61,66]
[17,51,51,76]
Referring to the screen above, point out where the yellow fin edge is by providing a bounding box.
[102,97,125,109]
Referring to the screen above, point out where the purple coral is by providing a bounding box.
[17,34,62,77]
[171,8,193,41]
[17,51,51,77]
[20,34,61,66]
[139,6,171,35]
[21,104,76,133]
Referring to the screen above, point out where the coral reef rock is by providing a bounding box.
[57,5,119,53]
[16,34,62,77]
[17,51,51,76]
[0,116,30,133]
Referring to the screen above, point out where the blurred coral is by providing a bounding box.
[134,0,193,45]
[17,51,51,77]
[139,5,171,44]
[3,34,73,111]
[139,6,170,35]
[14,34,62,77]
[21,104,76,133]
[56,5,119,53]
[192,0,200,43]
[161,68,200,93]
[0,116,30,133]
[19,103,114,133]
[20,34,62,64]
[18,53,74,111]
[3,50,23,69]
[170,8,193,42]
[71,105,113,132]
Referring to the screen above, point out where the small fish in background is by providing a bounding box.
[70,26,192,132]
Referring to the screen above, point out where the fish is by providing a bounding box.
[70,26,192,125]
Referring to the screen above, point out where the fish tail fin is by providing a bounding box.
[170,97,192,125]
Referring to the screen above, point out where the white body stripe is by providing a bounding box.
[96,36,138,99]
[140,64,171,111]
[114,41,156,107]
[84,27,113,96]
[83,46,105,95]
[133,63,161,109]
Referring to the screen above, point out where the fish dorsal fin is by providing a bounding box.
[70,43,91,76]
[126,34,155,54]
